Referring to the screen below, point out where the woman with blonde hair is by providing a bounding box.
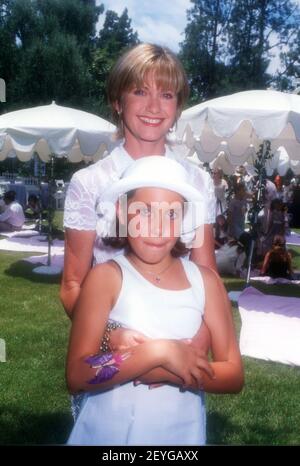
[61,43,217,318]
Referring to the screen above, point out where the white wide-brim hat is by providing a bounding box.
[98,156,205,244]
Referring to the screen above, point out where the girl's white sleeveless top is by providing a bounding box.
[110,255,205,339]
[68,256,207,446]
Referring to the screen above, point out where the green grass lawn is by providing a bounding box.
[0,251,72,444]
[0,232,300,445]
[206,239,300,445]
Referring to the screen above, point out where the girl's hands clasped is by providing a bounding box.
[161,339,215,390]
[108,327,214,391]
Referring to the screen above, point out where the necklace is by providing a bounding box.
[128,256,175,283]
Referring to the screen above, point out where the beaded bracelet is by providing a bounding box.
[100,320,122,353]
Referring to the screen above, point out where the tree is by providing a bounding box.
[0,1,18,96]
[228,0,300,91]
[179,0,233,103]
[8,0,40,49]
[35,0,103,60]
[90,8,139,117]
[275,2,300,91]
[97,8,138,55]
[1,0,104,112]
[0,2,138,116]
[13,33,90,106]
[179,0,300,103]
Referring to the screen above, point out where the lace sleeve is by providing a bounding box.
[63,172,98,230]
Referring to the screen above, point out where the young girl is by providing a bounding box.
[214,214,229,249]
[66,157,244,446]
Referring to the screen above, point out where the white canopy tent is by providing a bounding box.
[176,90,300,175]
[175,89,300,282]
[0,102,116,274]
[0,101,116,163]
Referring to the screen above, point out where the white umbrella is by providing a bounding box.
[176,90,300,174]
[0,101,116,162]
[176,90,300,282]
[208,144,300,176]
[0,102,116,274]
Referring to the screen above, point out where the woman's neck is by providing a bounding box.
[123,137,166,159]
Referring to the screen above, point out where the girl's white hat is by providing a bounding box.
[98,156,205,244]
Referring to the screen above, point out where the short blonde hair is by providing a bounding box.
[107,43,189,135]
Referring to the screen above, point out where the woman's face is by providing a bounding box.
[120,187,184,264]
[212,170,221,183]
[116,73,178,153]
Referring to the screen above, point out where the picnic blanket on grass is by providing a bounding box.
[250,275,300,285]
[286,231,300,246]
[24,253,64,268]
[0,235,64,254]
[238,287,300,366]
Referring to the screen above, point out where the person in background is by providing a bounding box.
[232,165,254,192]
[211,168,228,216]
[274,175,284,200]
[289,179,300,228]
[262,178,278,234]
[0,190,25,232]
[262,198,285,254]
[261,235,293,279]
[25,194,41,220]
[214,214,229,249]
[227,184,251,256]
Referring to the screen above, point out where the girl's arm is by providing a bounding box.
[196,266,244,394]
[141,267,242,393]
[134,268,243,395]
[66,263,213,395]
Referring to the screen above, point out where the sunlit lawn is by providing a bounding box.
[0,225,299,445]
[206,237,300,445]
